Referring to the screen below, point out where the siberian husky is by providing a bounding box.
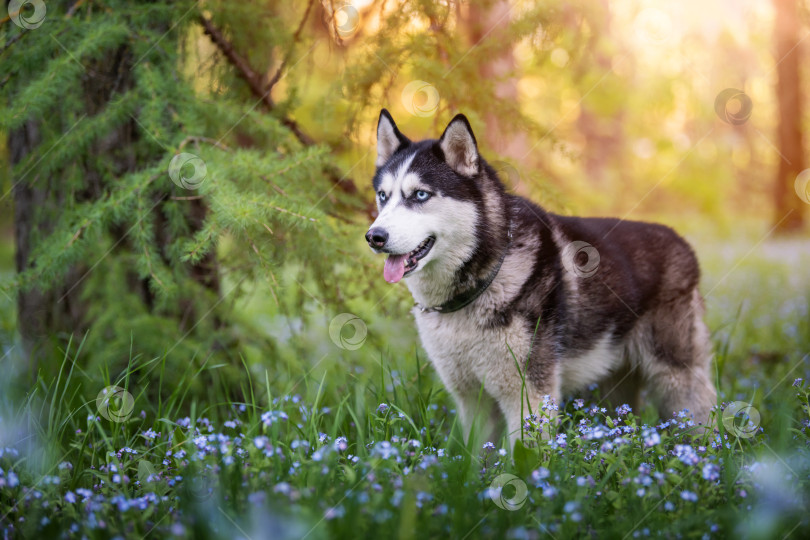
[365,109,717,449]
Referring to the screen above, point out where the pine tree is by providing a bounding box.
[0,0,564,387]
[1,1,363,380]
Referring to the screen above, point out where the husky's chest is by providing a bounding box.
[412,308,533,392]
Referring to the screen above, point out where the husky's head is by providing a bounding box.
[366,110,506,296]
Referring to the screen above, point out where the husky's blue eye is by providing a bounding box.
[378,191,387,202]
[415,190,430,201]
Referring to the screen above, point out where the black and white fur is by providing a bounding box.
[366,110,717,449]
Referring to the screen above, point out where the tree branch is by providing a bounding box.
[198,13,363,200]
[198,14,314,146]
[265,0,316,94]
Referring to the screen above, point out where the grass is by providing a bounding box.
[1,231,809,539]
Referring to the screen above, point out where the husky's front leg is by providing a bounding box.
[499,354,562,450]
[500,389,559,451]
[497,334,563,450]
[456,389,504,447]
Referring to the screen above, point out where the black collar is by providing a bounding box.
[414,224,513,314]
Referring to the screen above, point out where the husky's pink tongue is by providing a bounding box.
[383,254,407,283]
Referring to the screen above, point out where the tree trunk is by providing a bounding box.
[463,0,528,160]
[10,121,89,371]
[9,35,220,373]
[772,0,806,232]
[574,0,625,185]
[9,41,141,372]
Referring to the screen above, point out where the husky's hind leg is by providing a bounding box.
[644,289,716,426]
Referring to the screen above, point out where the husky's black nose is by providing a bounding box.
[365,228,388,249]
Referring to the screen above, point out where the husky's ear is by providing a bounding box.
[376,109,410,167]
[439,114,479,177]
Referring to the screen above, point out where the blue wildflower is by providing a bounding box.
[702,463,720,481]
[642,429,660,447]
[674,445,699,466]
[531,467,550,482]
[324,506,345,520]
[333,436,348,452]
[371,441,399,460]
[261,410,288,427]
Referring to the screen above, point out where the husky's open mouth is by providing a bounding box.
[383,236,435,283]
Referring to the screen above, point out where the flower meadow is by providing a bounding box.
[1,242,810,539]
[2,365,809,539]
